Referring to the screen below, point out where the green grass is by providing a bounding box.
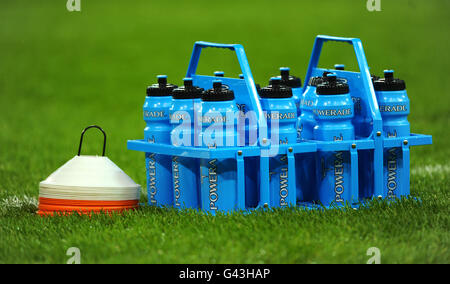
[0,0,449,264]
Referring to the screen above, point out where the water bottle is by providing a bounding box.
[314,74,355,206]
[169,78,204,209]
[374,70,410,198]
[273,67,302,116]
[298,72,331,141]
[357,70,402,200]
[259,77,297,208]
[144,75,177,206]
[296,72,330,202]
[330,68,378,201]
[199,80,239,213]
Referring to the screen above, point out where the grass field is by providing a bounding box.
[0,0,448,264]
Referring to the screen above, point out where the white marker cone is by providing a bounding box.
[38,126,140,216]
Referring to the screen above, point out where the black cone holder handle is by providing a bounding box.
[77,125,107,156]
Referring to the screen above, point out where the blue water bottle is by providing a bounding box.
[273,67,302,116]
[259,77,297,208]
[144,75,177,206]
[298,73,332,141]
[169,78,204,209]
[296,72,330,202]
[374,70,410,198]
[314,74,355,206]
[199,80,239,214]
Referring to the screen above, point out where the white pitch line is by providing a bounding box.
[0,195,38,213]
[411,164,450,177]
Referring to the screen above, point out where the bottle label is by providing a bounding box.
[208,159,219,211]
[334,151,345,203]
[279,155,289,207]
[172,156,181,207]
[386,148,399,198]
[144,110,167,118]
[313,108,353,118]
[301,98,314,108]
[264,111,296,120]
[379,104,408,113]
[202,115,228,123]
[147,153,157,205]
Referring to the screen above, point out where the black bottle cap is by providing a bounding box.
[308,76,323,86]
[259,77,293,98]
[202,80,235,101]
[272,67,302,88]
[172,78,204,99]
[373,70,406,91]
[316,73,350,95]
[146,75,178,97]
[308,71,334,87]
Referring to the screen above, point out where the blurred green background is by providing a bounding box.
[0,0,448,263]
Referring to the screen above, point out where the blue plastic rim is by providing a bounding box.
[128,35,432,212]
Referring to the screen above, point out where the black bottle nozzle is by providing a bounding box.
[183,77,193,88]
[213,80,222,90]
[280,67,290,80]
[270,76,282,88]
[157,75,168,86]
[326,73,337,84]
[214,71,225,77]
[384,70,394,81]
[334,64,345,70]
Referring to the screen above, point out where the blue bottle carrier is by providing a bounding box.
[127,35,432,212]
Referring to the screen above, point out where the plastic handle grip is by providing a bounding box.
[185,41,268,144]
[186,42,244,77]
[191,41,237,50]
[303,35,382,130]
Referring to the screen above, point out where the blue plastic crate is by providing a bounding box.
[127,35,432,212]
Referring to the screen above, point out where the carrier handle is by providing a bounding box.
[186,41,268,145]
[77,125,107,156]
[303,35,382,132]
[303,35,384,199]
[186,42,255,82]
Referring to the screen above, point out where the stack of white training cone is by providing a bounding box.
[38,126,140,216]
